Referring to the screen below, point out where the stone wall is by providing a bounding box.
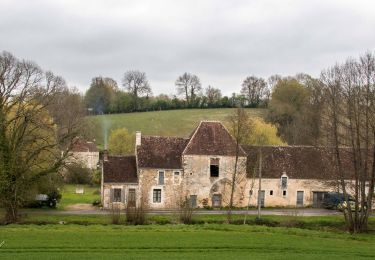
[138,168,184,209]
[70,151,99,170]
[182,154,248,208]
[102,183,139,209]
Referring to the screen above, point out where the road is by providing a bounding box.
[46,208,342,216]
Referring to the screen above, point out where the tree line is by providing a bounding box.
[84,72,277,114]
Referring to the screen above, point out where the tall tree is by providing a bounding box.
[175,73,201,106]
[226,107,249,222]
[205,85,222,107]
[0,51,82,222]
[241,76,267,107]
[320,52,375,233]
[122,70,152,111]
[84,77,117,114]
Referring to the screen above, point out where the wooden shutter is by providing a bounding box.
[122,188,126,203]
[110,188,114,203]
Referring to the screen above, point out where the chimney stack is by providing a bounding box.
[136,131,141,146]
[103,149,108,162]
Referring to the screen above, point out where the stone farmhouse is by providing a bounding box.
[101,121,350,209]
[69,138,100,170]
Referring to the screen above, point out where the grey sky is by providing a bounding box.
[1,0,375,96]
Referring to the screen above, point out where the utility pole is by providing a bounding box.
[257,147,262,219]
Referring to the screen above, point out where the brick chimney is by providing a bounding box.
[136,131,141,146]
[103,149,108,162]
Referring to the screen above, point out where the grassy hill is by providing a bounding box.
[87,108,266,149]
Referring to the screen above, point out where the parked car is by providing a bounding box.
[337,200,367,212]
[322,192,354,209]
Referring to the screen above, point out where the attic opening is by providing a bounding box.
[210,158,219,177]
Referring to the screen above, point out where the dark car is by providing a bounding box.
[322,192,354,209]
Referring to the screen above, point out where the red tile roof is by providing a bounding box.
[71,138,98,152]
[137,136,189,169]
[241,145,355,179]
[103,155,138,183]
[183,121,246,156]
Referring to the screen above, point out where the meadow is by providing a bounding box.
[57,185,100,210]
[87,108,266,148]
[0,224,374,259]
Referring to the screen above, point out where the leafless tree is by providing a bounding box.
[205,85,222,106]
[226,107,249,222]
[175,72,201,106]
[122,70,152,111]
[320,51,375,233]
[0,51,83,222]
[241,76,267,107]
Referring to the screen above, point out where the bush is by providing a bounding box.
[92,200,102,207]
[64,164,92,184]
[126,205,146,225]
[110,205,122,224]
[179,197,194,224]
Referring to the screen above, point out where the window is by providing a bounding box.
[174,171,180,184]
[281,177,288,189]
[128,189,136,207]
[158,171,164,185]
[210,158,219,177]
[189,195,197,208]
[153,189,162,203]
[283,190,287,196]
[212,194,222,207]
[297,191,304,206]
[113,188,122,202]
[270,190,273,196]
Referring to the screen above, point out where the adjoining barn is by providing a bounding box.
[101,121,355,209]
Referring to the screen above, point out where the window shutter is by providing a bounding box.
[110,188,114,203]
[122,188,126,203]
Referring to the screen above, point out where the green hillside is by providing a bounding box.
[87,108,266,149]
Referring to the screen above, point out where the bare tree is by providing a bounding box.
[0,51,82,222]
[226,107,249,222]
[205,85,222,107]
[320,51,375,233]
[241,76,267,107]
[175,73,201,106]
[122,70,152,111]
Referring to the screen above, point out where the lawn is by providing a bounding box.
[87,108,266,148]
[58,185,100,210]
[0,224,374,259]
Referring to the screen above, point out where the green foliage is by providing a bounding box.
[108,128,135,155]
[84,77,117,114]
[244,117,285,145]
[64,164,93,184]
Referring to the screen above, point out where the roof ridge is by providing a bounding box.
[142,135,189,140]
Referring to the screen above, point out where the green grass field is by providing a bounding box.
[87,108,266,148]
[0,224,374,259]
[58,185,100,209]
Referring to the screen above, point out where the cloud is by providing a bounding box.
[1,0,375,95]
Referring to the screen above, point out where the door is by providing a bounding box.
[313,192,325,208]
[189,195,197,208]
[258,190,265,208]
[296,191,304,207]
[212,194,222,208]
[128,189,136,207]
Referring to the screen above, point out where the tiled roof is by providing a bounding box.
[71,138,98,152]
[103,155,138,183]
[137,136,189,169]
[241,145,355,179]
[183,121,246,156]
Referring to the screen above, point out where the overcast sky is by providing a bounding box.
[1,0,375,95]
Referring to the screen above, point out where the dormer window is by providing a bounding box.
[281,176,288,189]
[210,158,219,177]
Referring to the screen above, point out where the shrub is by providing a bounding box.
[125,205,146,225]
[179,197,194,224]
[92,200,102,207]
[64,164,92,184]
[110,205,122,224]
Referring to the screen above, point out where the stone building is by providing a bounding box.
[101,121,351,209]
[69,138,100,170]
